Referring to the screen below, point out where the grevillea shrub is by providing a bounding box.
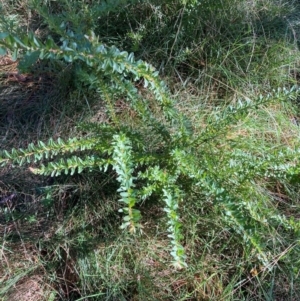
[1,1,300,269]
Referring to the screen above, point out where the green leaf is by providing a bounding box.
[0,32,9,40]
[12,48,18,61]
[13,36,28,48]
[33,36,42,47]
[0,47,6,55]
[18,50,41,71]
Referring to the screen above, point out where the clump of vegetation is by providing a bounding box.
[1,0,300,300]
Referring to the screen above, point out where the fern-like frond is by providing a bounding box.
[112,133,141,233]
[0,137,100,167]
[30,155,111,177]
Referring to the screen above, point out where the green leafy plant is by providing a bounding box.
[0,27,191,267]
[1,2,300,271]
